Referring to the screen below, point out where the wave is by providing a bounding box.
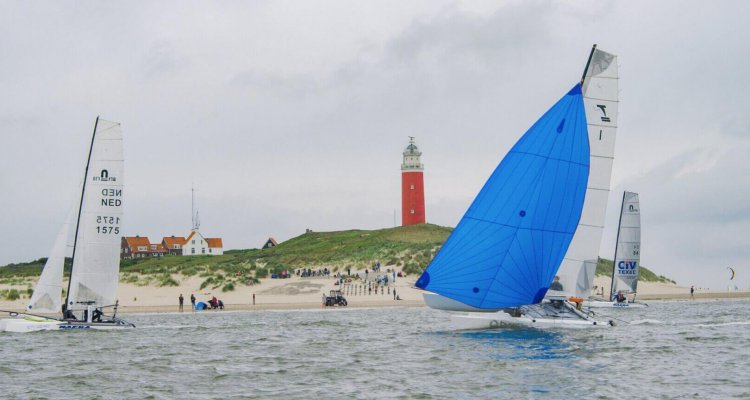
[695,320,750,328]
[629,319,663,325]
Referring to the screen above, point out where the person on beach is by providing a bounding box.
[253,293,256,305]
[393,288,397,300]
[190,293,196,310]
[179,294,184,312]
[690,286,695,300]
[365,269,369,280]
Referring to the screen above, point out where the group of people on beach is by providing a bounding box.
[178,293,224,311]
[298,268,330,278]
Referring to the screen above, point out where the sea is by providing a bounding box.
[2,299,749,399]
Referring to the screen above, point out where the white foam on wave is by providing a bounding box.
[695,320,750,328]
[629,319,663,325]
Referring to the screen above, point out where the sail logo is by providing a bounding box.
[93,169,116,182]
[617,260,637,275]
[58,325,91,329]
[596,104,611,122]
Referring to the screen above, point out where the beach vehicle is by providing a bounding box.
[0,118,135,332]
[417,45,619,329]
[586,191,647,308]
[323,290,347,307]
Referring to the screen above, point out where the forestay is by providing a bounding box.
[415,85,590,309]
[553,47,619,298]
[67,119,124,310]
[611,191,640,296]
[27,210,74,313]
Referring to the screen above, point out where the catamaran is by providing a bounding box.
[417,45,619,329]
[586,191,646,308]
[0,117,135,332]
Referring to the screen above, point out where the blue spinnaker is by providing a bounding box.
[416,84,589,309]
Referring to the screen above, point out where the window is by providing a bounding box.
[201,248,206,254]
[192,240,195,244]
[209,248,212,253]
[173,244,179,249]
[191,248,195,254]
[138,246,147,251]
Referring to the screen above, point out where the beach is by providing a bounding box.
[2,269,747,314]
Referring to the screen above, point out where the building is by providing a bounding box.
[183,229,224,256]
[162,236,187,256]
[401,137,426,226]
[121,236,168,259]
[262,237,278,249]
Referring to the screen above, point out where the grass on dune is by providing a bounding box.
[1,224,674,291]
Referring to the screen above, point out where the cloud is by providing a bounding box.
[2,1,749,290]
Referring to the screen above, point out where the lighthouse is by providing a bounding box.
[401,137,426,226]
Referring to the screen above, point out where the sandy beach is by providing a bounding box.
[2,270,748,314]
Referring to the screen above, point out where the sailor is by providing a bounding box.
[615,291,626,303]
[62,304,76,320]
[549,276,564,308]
[549,276,563,291]
[92,307,103,322]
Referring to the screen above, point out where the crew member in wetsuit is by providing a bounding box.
[62,304,76,320]
[614,291,626,303]
[92,308,103,322]
[549,276,564,308]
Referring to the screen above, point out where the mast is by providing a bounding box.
[610,191,626,300]
[64,116,99,312]
[580,44,597,85]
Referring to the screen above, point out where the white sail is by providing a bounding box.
[27,210,74,313]
[553,47,619,298]
[611,191,640,296]
[67,119,124,310]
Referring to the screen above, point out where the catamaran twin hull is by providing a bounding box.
[423,293,614,329]
[0,315,135,333]
[451,311,613,330]
[584,300,647,308]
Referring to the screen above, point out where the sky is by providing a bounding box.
[1,1,748,290]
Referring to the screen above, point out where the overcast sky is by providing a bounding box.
[1,1,748,289]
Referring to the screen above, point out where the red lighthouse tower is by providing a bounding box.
[401,137,426,226]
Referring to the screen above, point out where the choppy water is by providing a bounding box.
[2,300,749,399]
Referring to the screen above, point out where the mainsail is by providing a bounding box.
[610,191,640,297]
[553,47,619,298]
[27,210,74,313]
[66,118,124,310]
[415,84,590,309]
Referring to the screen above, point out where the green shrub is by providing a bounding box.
[158,274,179,287]
[0,289,21,301]
[222,282,235,292]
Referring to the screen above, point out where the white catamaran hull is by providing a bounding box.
[424,292,613,329]
[451,311,611,330]
[0,319,135,333]
[0,314,135,333]
[584,300,647,308]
